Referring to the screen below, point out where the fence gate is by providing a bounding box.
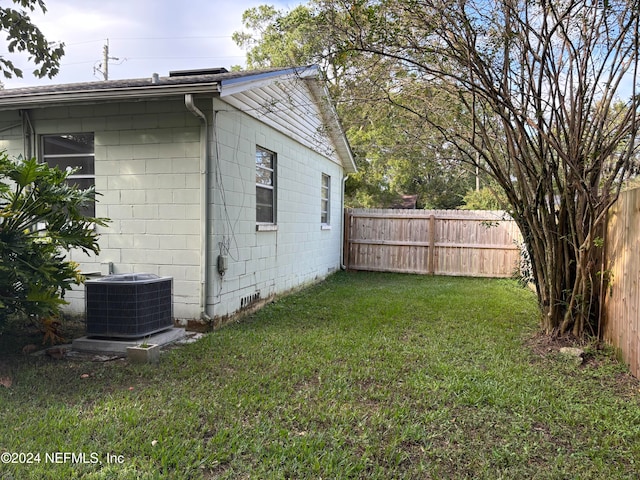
[343,208,523,278]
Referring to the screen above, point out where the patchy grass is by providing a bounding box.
[0,272,639,479]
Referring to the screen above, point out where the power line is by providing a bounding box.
[126,56,244,60]
[64,35,235,47]
[110,35,235,41]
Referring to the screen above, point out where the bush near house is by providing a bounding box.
[0,155,107,326]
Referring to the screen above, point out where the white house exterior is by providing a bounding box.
[0,66,356,327]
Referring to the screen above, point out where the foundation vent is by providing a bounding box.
[240,292,261,309]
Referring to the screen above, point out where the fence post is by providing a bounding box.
[343,208,351,270]
[428,214,436,275]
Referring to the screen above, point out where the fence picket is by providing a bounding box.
[344,208,522,278]
[604,187,640,378]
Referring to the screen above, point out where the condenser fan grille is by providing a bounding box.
[85,274,173,339]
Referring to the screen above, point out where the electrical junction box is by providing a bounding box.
[217,255,228,275]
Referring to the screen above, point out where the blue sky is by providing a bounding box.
[1,0,301,89]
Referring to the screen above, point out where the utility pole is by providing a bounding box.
[103,42,110,80]
[94,39,119,81]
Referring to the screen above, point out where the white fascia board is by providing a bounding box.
[0,83,221,111]
[218,65,319,98]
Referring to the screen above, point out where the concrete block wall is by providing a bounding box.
[209,100,345,319]
[0,93,347,325]
[16,100,204,319]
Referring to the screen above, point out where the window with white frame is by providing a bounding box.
[321,173,330,225]
[256,146,276,224]
[41,133,95,216]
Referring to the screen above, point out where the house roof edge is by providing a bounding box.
[0,67,316,109]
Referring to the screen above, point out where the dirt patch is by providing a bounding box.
[525,330,640,396]
[0,316,86,356]
[525,331,585,358]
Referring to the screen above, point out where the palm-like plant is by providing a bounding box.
[0,155,108,324]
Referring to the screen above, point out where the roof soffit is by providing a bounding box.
[221,71,356,174]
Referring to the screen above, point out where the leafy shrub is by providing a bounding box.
[0,155,108,324]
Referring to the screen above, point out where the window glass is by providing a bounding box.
[256,147,276,224]
[321,173,330,224]
[44,155,95,175]
[42,133,95,216]
[42,134,94,155]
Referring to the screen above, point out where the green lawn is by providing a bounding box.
[1,272,639,479]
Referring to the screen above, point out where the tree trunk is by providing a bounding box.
[520,196,607,338]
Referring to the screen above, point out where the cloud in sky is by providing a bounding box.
[1,0,300,89]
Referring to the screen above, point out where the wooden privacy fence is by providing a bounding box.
[604,187,640,377]
[343,208,523,278]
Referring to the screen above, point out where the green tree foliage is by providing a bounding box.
[0,0,64,79]
[233,5,327,71]
[233,3,474,208]
[0,156,107,324]
[460,187,509,211]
